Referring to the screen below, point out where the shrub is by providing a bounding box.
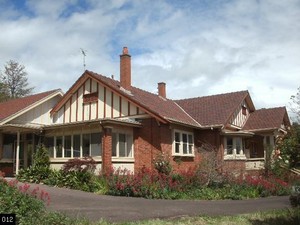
[290,184,300,207]
[17,144,51,183]
[153,152,172,175]
[62,156,97,173]
[0,176,50,225]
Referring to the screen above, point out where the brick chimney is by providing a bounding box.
[158,82,166,98]
[120,47,131,90]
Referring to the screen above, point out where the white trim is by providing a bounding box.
[0,90,63,125]
[224,136,247,160]
[172,129,194,157]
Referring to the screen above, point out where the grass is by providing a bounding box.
[49,208,300,225]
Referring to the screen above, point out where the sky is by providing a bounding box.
[0,0,299,119]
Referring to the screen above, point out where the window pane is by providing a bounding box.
[188,134,193,144]
[112,133,117,157]
[91,133,102,156]
[226,137,233,154]
[64,136,71,157]
[175,143,180,153]
[56,136,63,158]
[175,132,180,142]
[3,144,13,159]
[119,133,126,157]
[73,135,80,157]
[82,134,90,157]
[44,137,54,158]
[182,133,187,143]
[236,138,242,155]
[126,134,133,157]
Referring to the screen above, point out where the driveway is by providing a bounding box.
[21,183,291,223]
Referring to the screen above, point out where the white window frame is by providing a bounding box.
[224,136,246,160]
[49,132,102,159]
[172,130,194,157]
[112,131,133,158]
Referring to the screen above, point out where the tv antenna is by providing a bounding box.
[80,48,87,71]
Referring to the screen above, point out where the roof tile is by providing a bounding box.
[175,91,249,126]
[242,107,288,131]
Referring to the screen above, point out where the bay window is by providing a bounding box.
[224,136,245,159]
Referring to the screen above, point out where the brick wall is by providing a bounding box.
[134,119,204,173]
[102,127,112,173]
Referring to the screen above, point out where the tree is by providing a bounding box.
[277,123,300,168]
[0,60,34,99]
[0,82,9,102]
[290,87,300,123]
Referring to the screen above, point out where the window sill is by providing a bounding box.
[0,159,13,163]
[112,157,135,163]
[50,156,103,162]
[172,154,195,158]
[224,154,247,160]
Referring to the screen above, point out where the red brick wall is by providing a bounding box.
[102,127,112,173]
[194,129,223,168]
[134,118,172,172]
[134,118,203,173]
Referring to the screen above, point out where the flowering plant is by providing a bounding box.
[153,152,172,175]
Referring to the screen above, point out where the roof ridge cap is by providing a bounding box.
[173,102,202,127]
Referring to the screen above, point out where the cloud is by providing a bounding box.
[0,0,299,116]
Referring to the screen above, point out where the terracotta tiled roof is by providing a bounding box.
[242,107,289,131]
[175,91,250,127]
[87,71,200,127]
[0,89,61,123]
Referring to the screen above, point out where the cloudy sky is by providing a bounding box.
[0,0,299,117]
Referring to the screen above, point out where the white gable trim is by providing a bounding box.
[0,90,64,126]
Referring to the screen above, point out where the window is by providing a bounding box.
[226,137,233,154]
[242,106,247,116]
[45,132,102,159]
[173,131,194,156]
[2,144,13,159]
[82,134,90,157]
[224,137,245,158]
[91,133,101,156]
[44,137,54,158]
[112,133,133,157]
[56,136,63,158]
[64,136,71,157]
[73,135,80,157]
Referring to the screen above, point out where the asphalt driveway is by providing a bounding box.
[22,183,291,223]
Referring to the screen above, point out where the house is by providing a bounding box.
[0,47,290,177]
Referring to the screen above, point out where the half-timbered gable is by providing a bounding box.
[51,74,147,125]
[228,98,254,129]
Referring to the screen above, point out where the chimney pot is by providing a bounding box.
[120,47,131,90]
[158,82,166,98]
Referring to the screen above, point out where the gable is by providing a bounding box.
[51,71,200,127]
[52,76,147,124]
[175,91,254,127]
[10,95,62,125]
[227,99,252,129]
[0,89,63,125]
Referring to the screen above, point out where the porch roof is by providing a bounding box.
[43,118,142,130]
[0,123,42,133]
[222,130,255,137]
[242,107,290,132]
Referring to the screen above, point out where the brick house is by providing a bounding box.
[0,47,290,176]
